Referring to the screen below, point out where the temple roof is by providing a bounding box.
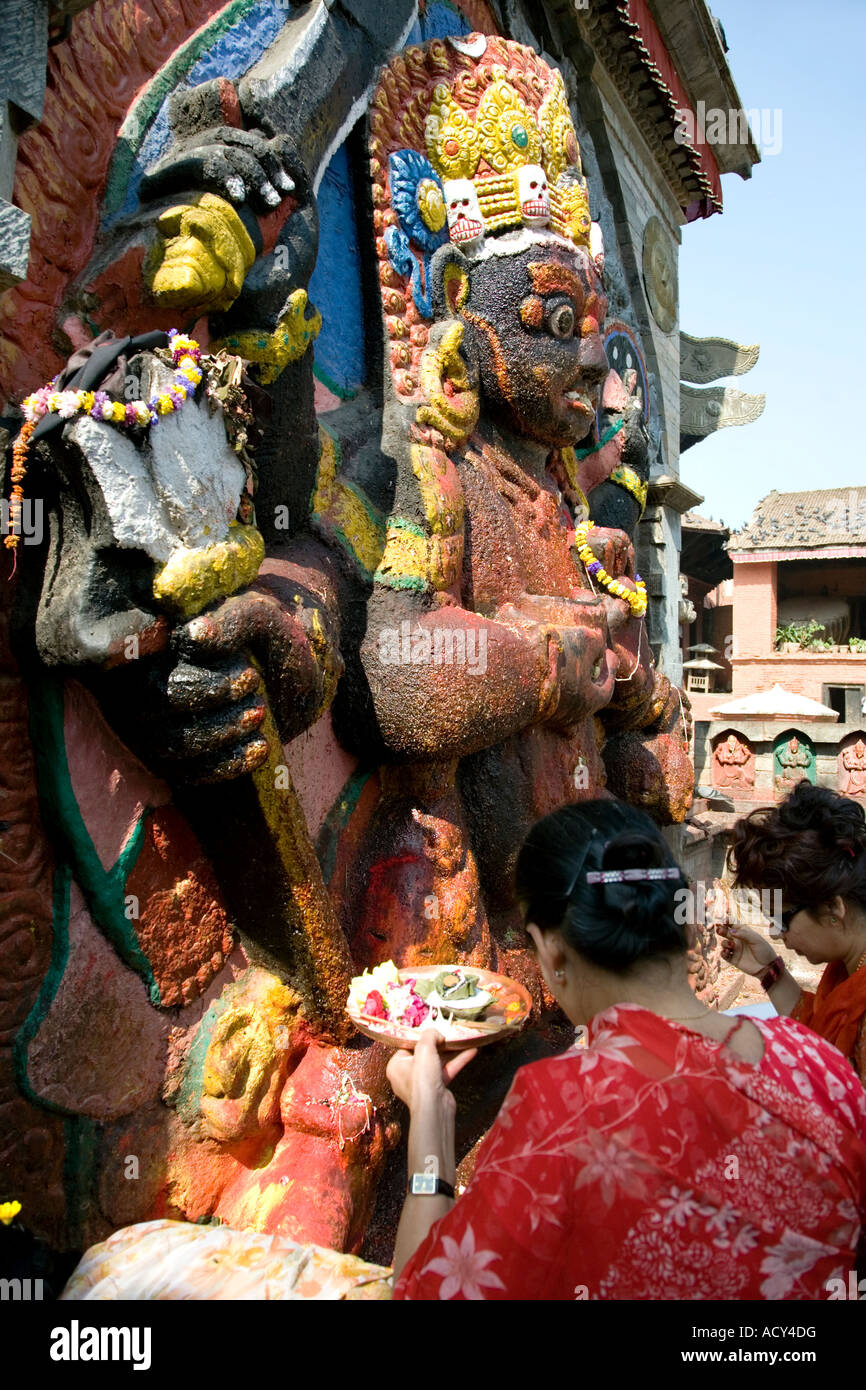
[564,0,760,219]
[682,510,729,533]
[681,511,732,586]
[728,487,866,555]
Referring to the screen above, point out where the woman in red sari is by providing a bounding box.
[388,799,866,1300]
[719,783,866,1084]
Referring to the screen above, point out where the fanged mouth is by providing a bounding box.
[563,388,594,416]
[452,219,483,243]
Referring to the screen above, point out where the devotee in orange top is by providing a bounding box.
[387,800,866,1300]
[720,783,866,1084]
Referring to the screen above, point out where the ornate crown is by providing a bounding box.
[422,66,591,249]
[370,35,602,399]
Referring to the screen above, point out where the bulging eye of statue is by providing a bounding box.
[547,301,576,339]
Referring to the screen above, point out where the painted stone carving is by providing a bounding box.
[641,214,677,334]
[1,8,693,1259]
[712,730,755,792]
[774,731,816,794]
[839,735,866,798]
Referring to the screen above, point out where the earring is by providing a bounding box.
[554,969,566,980]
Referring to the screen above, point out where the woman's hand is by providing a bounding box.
[718,920,777,976]
[710,887,778,976]
[386,1031,477,1113]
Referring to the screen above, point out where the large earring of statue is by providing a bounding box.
[554,969,566,981]
[416,319,479,446]
[430,242,472,321]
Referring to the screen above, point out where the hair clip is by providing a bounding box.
[586,867,681,884]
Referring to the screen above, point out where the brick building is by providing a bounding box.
[690,487,866,805]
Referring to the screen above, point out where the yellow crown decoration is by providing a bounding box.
[549,179,592,245]
[423,68,592,253]
[425,85,481,182]
[538,69,582,184]
[477,75,542,172]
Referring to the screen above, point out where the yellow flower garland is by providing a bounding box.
[575,518,647,618]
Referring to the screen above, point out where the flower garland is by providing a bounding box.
[4,332,204,569]
[20,330,203,429]
[3,420,36,571]
[575,517,647,618]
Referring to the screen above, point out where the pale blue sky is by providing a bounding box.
[677,0,866,530]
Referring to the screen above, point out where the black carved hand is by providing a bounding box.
[140,126,300,217]
[93,585,340,785]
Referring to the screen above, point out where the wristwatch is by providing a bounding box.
[409,1173,455,1198]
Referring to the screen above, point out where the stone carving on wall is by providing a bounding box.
[1,4,693,1260]
[679,383,766,449]
[773,731,816,794]
[679,333,759,385]
[712,730,755,792]
[641,214,677,334]
[839,735,866,798]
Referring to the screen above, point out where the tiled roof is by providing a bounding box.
[682,511,729,534]
[728,487,866,552]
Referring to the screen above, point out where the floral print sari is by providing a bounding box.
[395,1004,866,1300]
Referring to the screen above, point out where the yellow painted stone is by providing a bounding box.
[152,521,265,617]
[147,193,256,313]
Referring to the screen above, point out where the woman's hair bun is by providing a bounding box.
[732,781,866,908]
[515,801,689,975]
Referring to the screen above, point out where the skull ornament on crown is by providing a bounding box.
[371,33,604,401]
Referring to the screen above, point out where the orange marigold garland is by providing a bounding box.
[4,419,36,575]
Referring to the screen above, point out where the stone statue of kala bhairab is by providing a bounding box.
[1,6,692,1261]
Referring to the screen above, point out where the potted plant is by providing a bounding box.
[774,619,825,652]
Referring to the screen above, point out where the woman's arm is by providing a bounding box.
[717,917,802,1016]
[852,1014,866,1088]
[392,1060,575,1300]
[386,1032,476,1279]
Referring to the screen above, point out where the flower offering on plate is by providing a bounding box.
[346,961,532,1051]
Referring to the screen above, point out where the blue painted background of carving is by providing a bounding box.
[308,142,365,396]
[310,1,471,394]
[406,0,471,45]
[104,0,286,229]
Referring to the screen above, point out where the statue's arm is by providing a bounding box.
[358,586,617,761]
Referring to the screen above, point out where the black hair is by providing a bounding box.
[732,781,866,912]
[514,799,690,973]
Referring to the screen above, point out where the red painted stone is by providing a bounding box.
[25,883,168,1121]
[125,806,236,1007]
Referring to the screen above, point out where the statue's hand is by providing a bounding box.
[549,622,618,729]
[172,583,340,750]
[581,524,634,579]
[140,127,300,216]
[97,584,340,785]
[496,596,617,730]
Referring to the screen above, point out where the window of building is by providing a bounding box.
[824,685,866,723]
